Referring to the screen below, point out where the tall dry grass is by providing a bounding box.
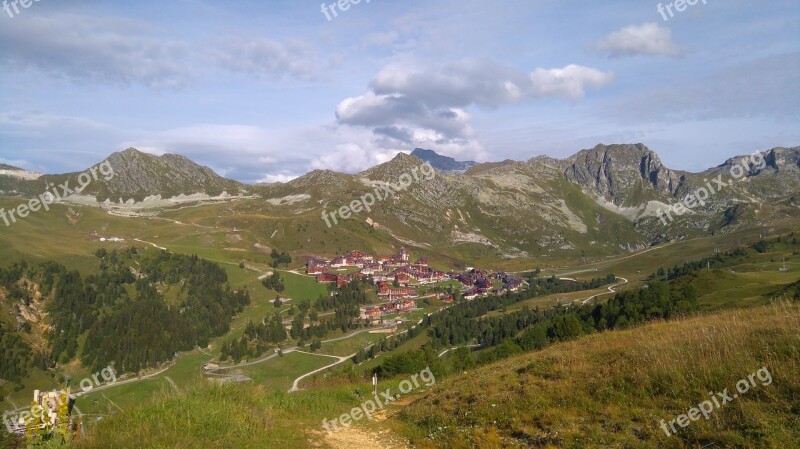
[401,301,800,449]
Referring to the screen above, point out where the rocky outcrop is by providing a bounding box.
[564,143,681,205]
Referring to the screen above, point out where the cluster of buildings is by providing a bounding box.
[306,248,524,321]
[307,248,430,320]
[458,270,524,299]
[308,248,448,288]
[360,298,417,320]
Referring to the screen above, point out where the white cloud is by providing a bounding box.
[0,13,192,89]
[211,37,320,81]
[0,12,324,89]
[256,173,299,184]
[596,22,683,57]
[310,143,398,173]
[335,60,613,153]
[529,65,616,100]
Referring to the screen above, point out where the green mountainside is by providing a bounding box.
[1,144,798,265]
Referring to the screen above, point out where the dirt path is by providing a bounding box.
[310,427,410,449]
[133,238,167,251]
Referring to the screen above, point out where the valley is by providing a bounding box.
[1,147,798,448]
[2,2,798,447]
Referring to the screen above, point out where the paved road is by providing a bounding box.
[73,361,176,398]
[208,328,375,372]
[438,344,483,358]
[2,361,175,415]
[512,242,674,276]
[288,353,356,393]
[577,277,629,305]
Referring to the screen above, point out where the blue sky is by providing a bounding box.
[1,0,798,183]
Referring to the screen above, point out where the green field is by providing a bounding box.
[238,351,342,391]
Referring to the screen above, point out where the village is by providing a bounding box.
[306,248,524,321]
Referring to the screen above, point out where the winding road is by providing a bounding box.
[576,277,629,305]
[288,353,356,393]
[207,329,375,373]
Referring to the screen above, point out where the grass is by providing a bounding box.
[74,367,424,448]
[318,331,382,357]
[397,302,800,448]
[69,301,800,449]
[238,351,340,391]
[280,270,329,301]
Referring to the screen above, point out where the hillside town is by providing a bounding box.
[306,248,525,320]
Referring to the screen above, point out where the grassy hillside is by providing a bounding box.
[398,302,800,448]
[58,302,800,448]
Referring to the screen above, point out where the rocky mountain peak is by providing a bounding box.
[564,143,681,205]
[410,148,476,173]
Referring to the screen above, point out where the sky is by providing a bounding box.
[0,0,798,183]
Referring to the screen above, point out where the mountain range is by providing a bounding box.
[1,144,798,262]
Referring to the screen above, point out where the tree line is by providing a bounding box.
[373,279,697,378]
[0,247,250,376]
[219,279,372,362]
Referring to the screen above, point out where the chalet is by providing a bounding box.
[464,288,480,300]
[347,250,373,262]
[406,265,447,284]
[441,294,454,303]
[475,278,492,291]
[505,278,523,291]
[457,274,475,287]
[378,286,417,300]
[361,307,382,320]
[394,272,411,286]
[379,298,416,314]
[396,298,416,312]
[306,257,330,275]
[416,257,429,266]
[336,275,352,289]
[316,273,338,284]
[307,265,325,275]
[330,256,348,268]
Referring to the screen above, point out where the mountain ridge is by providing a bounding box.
[1,144,798,259]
